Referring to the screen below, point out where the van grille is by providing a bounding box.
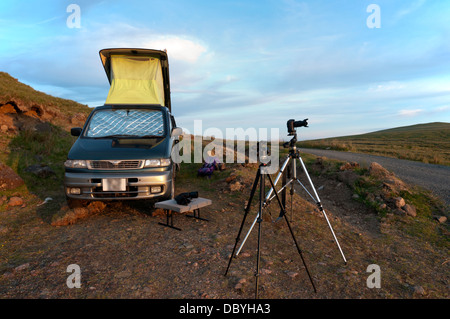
[87,160,143,170]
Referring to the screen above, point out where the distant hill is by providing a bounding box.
[299,122,450,166]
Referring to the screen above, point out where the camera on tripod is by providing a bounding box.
[175,191,199,205]
[287,118,308,136]
[284,118,308,148]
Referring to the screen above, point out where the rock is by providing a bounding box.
[413,285,425,295]
[87,201,106,214]
[229,181,242,192]
[225,174,236,183]
[1,125,8,132]
[70,113,87,125]
[24,164,55,178]
[0,162,24,190]
[0,103,18,114]
[340,162,359,171]
[8,196,24,207]
[51,206,90,226]
[286,271,298,278]
[394,197,406,209]
[369,162,391,179]
[0,225,9,234]
[433,216,447,224]
[260,269,272,275]
[352,194,359,199]
[15,263,30,272]
[403,204,417,217]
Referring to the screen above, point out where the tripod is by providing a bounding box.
[236,132,347,265]
[224,162,317,299]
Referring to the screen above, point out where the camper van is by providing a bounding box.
[64,48,181,207]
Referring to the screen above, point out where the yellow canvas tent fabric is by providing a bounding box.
[105,55,165,105]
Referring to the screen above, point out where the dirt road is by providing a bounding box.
[300,148,450,207]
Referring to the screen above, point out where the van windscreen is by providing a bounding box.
[85,109,165,138]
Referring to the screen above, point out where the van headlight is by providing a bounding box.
[144,158,171,167]
[64,160,87,168]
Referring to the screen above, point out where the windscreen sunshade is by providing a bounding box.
[85,109,165,138]
[105,55,165,105]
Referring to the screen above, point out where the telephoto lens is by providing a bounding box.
[189,191,199,198]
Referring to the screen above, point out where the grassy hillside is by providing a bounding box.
[298,122,450,166]
[0,72,92,205]
[0,72,90,118]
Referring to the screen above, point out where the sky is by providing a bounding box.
[0,0,449,141]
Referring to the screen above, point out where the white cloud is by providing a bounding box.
[398,109,423,117]
[144,36,207,64]
[369,82,406,92]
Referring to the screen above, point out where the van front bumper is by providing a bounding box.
[64,170,172,200]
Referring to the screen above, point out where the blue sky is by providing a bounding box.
[0,0,449,141]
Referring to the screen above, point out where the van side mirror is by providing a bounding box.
[71,127,82,136]
[171,127,183,138]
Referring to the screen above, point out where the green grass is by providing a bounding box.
[5,125,76,197]
[299,122,450,166]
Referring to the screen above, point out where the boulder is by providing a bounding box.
[393,197,406,209]
[0,162,24,190]
[433,216,447,224]
[369,162,391,179]
[229,181,243,192]
[403,204,417,217]
[8,196,24,207]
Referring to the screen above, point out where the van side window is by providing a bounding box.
[170,114,177,131]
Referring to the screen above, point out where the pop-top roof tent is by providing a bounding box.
[99,48,171,112]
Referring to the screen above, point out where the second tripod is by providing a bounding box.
[237,125,348,265]
[224,162,316,299]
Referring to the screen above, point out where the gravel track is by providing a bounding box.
[299,148,450,207]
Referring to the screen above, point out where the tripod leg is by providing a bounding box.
[266,173,317,293]
[265,156,290,204]
[284,214,317,293]
[298,157,347,264]
[281,164,287,221]
[224,168,261,276]
[255,170,264,299]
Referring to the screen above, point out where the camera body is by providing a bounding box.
[175,191,199,205]
[287,118,308,136]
